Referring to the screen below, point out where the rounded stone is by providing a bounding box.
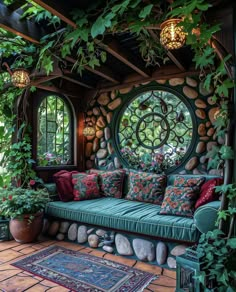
[105,127,111,140]
[156,242,168,265]
[169,78,184,86]
[193,168,205,175]
[115,234,133,256]
[91,116,96,124]
[200,155,207,164]
[179,170,187,174]
[97,93,110,105]
[207,141,217,152]
[207,96,216,105]
[87,228,95,234]
[156,79,166,84]
[88,234,99,248]
[86,135,94,141]
[98,159,107,167]
[56,233,65,241]
[218,136,225,145]
[107,162,114,170]
[208,107,220,124]
[93,107,100,116]
[97,149,108,159]
[206,121,211,127]
[195,109,206,119]
[59,221,70,234]
[171,245,187,256]
[119,87,132,94]
[86,160,93,169]
[199,81,213,96]
[114,157,121,169]
[198,123,206,136]
[167,257,176,269]
[111,90,117,100]
[96,116,106,128]
[107,112,113,124]
[100,107,107,117]
[96,130,104,138]
[209,169,222,176]
[196,141,206,154]
[93,138,99,153]
[103,245,114,253]
[195,99,207,109]
[85,143,93,157]
[200,136,209,141]
[183,86,198,99]
[186,77,197,87]
[207,127,215,136]
[108,142,114,154]
[90,99,96,107]
[68,223,78,241]
[85,117,91,122]
[100,141,107,149]
[96,229,107,237]
[42,218,50,234]
[77,225,88,243]
[87,110,93,116]
[133,239,155,262]
[48,221,60,236]
[185,157,198,171]
[108,98,122,110]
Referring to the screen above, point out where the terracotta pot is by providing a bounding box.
[9,212,43,243]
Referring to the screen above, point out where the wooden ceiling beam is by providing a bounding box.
[35,84,79,97]
[147,29,186,72]
[0,0,44,44]
[99,65,199,92]
[96,40,150,78]
[65,56,120,84]
[30,75,62,85]
[62,75,94,89]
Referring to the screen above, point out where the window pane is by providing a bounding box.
[37,95,72,166]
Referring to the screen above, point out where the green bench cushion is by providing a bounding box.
[45,197,200,242]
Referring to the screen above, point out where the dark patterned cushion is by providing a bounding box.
[160,186,198,217]
[195,178,223,209]
[53,170,79,202]
[72,173,100,201]
[125,171,166,205]
[173,176,205,188]
[89,169,125,198]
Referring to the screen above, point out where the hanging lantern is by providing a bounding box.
[83,124,95,136]
[160,19,186,50]
[11,69,30,88]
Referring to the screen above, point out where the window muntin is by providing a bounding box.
[37,95,72,166]
[116,89,194,172]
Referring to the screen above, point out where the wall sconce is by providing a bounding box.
[83,122,95,137]
[160,18,186,50]
[2,63,30,88]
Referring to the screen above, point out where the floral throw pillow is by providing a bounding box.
[125,171,166,205]
[173,176,205,188]
[195,178,223,209]
[72,173,100,201]
[160,186,198,217]
[89,169,125,198]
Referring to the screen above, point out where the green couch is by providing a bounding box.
[45,174,221,243]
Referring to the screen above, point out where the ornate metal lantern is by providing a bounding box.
[11,69,30,88]
[83,123,95,136]
[160,18,186,50]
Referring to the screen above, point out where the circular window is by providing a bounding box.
[116,89,194,172]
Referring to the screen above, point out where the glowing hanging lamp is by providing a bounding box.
[160,18,186,50]
[11,69,30,88]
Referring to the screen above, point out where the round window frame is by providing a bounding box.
[113,84,198,174]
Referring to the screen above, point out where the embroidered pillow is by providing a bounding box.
[89,169,125,198]
[125,171,166,205]
[72,173,100,201]
[173,176,205,188]
[53,170,79,202]
[195,178,223,209]
[160,186,198,217]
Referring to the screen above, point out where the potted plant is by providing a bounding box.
[0,183,50,243]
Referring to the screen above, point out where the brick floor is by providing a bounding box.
[0,239,176,292]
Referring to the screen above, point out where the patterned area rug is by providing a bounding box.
[12,245,157,292]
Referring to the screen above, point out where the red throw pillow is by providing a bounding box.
[72,173,100,201]
[53,170,79,202]
[195,178,223,209]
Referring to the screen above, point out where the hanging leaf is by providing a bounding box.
[139,4,153,19]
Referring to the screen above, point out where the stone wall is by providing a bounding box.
[85,77,223,175]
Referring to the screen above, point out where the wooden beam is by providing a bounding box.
[99,66,199,92]
[96,40,150,78]
[0,1,44,43]
[62,75,94,89]
[35,84,79,97]
[65,56,120,84]
[31,74,61,85]
[148,29,186,72]
[33,0,76,29]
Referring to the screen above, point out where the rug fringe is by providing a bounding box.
[139,275,159,292]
